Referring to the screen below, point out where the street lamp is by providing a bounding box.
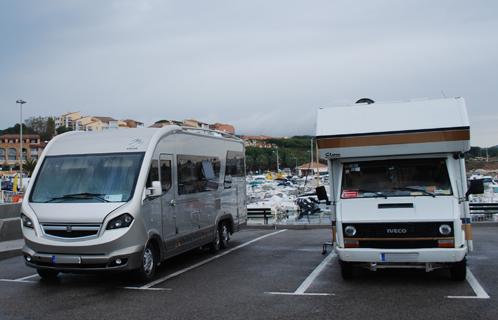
[273,147,280,172]
[16,99,27,191]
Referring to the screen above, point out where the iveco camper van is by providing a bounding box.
[21,126,246,281]
[316,97,482,280]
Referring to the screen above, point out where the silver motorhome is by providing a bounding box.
[21,126,246,280]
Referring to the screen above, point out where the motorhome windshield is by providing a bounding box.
[341,158,452,199]
[30,153,144,203]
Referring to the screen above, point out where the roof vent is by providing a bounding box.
[356,98,375,104]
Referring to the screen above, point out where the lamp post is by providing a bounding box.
[16,99,27,191]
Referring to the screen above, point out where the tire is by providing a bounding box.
[134,241,157,282]
[37,269,59,280]
[339,259,354,280]
[450,258,467,281]
[219,222,230,249]
[209,224,222,253]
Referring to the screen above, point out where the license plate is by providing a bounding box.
[51,255,81,264]
[380,253,419,262]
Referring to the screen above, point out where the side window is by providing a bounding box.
[146,159,159,188]
[177,155,220,195]
[160,158,172,192]
[225,151,245,177]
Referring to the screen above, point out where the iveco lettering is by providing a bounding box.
[316,97,484,280]
[20,126,247,281]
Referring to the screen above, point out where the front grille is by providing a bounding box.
[359,240,438,249]
[42,224,100,239]
[342,221,454,238]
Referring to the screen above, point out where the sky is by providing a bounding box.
[1,0,497,146]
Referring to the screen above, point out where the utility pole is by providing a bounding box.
[276,147,280,172]
[16,99,27,191]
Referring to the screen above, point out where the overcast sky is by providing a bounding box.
[1,0,497,146]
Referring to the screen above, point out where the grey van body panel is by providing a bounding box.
[21,127,246,272]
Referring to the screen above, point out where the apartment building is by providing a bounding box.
[0,134,45,167]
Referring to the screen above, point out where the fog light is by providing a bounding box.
[25,255,32,262]
[115,258,122,265]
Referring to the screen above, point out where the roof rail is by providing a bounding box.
[180,126,240,140]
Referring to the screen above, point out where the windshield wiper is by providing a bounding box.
[393,187,435,197]
[45,192,110,203]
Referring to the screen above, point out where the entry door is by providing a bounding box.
[159,154,177,243]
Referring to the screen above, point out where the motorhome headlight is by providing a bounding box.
[106,213,134,230]
[439,224,452,236]
[344,225,357,237]
[21,213,34,229]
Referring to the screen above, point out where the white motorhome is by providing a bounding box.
[316,97,483,280]
[21,126,246,280]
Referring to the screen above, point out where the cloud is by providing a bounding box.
[1,0,497,146]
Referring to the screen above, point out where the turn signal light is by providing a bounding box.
[344,239,359,248]
[438,239,454,248]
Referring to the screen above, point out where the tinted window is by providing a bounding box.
[225,151,245,177]
[177,155,220,195]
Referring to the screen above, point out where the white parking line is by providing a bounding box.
[127,229,288,290]
[0,279,37,284]
[15,274,39,281]
[447,268,490,299]
[266,251,336,296]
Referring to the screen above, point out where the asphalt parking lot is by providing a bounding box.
[0,225,497,320]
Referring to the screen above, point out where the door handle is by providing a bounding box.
[169,199,176,207]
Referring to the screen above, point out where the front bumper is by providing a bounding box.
[336,246,467,263]
[22,245,143,272]
[21,219,148,272]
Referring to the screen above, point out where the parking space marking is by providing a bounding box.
[127,229,288,290]
[266,251,336,296]
[0,279,37,284]
[14,274,39,281]
[123,286,172,291]
[447,268,490,299]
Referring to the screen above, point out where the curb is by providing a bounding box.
[0,248,22,261]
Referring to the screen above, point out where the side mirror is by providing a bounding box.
[147,181,162,197]
[466,179,484,200]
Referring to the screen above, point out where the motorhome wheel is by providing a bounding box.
[339,260,354,280]
[135,242,157,282]
[220,222,230,249]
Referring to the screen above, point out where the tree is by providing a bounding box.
[24,116,56,141]
[56,126,72,135]
[45,117,56,140]
[22,158,37,177]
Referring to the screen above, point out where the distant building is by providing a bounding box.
[241,136,276,148]
[150,119,236,134]
[183,119,210,129]
[210,123,235,134]
[297,162,328,177]
[55,112,143,132]
[55,111,82,130]
[0,134,46,167]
